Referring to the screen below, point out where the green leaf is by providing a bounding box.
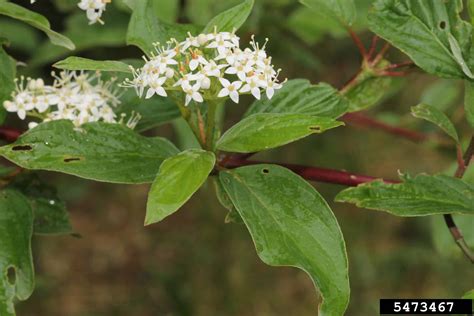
[32,199,72,235]
[53,57,132,73]
[0,120,179,184]
[117,97,181,132]
[343,60,396,112]
[202,0,254,33]
[172,118,201,150]
[145,149,215,225]
[0,0,74,50]
[301,0,356,26]
[30,11,127,66]
[121,0,179,23]
[411,103,459,142]
[336,173,474,216]
[0,189,34,316]
[219,164,349,316]
[0,18,41,53]
[463,289,474,300]
[420,79,460,112]
[126,0,200,54]
[213,177,242,223]
[286,6,346,45]
[217,113,343,153]
[245,79,349,119]
[464,80,474,128]
[8,173,72,235]
[0,43,15,124]
[368,0,473,79]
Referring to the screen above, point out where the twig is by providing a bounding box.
[342,112,431,143]
[382,61,415,70]
[0,126,21,143]
[347,28,367,59]
[445,136,474,263]
[371,42,390,66]
[367,35,379,60]
[221,156,398,187]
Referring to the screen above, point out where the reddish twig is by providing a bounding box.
[377,71,408,77]
[221,157,398,187]
[370,42,390,66]
[445,137,474,263]
[382,61,415,70]
[342,112,430,143]
[348,28,367,59]
[0,126,21,143]
[367,35,379,60]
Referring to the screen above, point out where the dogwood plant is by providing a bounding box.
[0,0,473,316]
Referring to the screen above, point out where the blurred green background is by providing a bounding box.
[1,0,472,315]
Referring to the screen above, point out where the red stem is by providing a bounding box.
[222,158,398,186]
[367,35,379,60]
[348,28,367,59]
[342,112,429,143]
[0,126,21,143]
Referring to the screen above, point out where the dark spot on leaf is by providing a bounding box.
[63,157,81,163]
[309,126,321,132]
[262,168,270,174]
[6,266,16,285]
[439,21,446,29]
[11,145,32,151]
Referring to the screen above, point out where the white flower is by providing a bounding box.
[78,0,108,25]
[265,79,283,99]
[240,76,262,100]
[145,77,167,99]
[189,53,208,71]
[207,32,239,55]
[202,61,226,77]
[4,100,32,120]
[218,78,242,104]
[183,83,203,106]
[225,61,253,81]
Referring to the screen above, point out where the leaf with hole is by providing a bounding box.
[0,0,74,50]
[245,79,349,119]
[202,0,254,33]
[368,0,473,79]
[219,164,349,316]
[0,120,179,184]
[54,57,132,73]
[145,149,215,225]
[336,173,474,216]
[0,189,34,316]
[411,103,459,142]
[217,113,343,153]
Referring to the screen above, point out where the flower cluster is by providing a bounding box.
[78,0,109,24]
[124,31,284,106]
[3,71,139,129]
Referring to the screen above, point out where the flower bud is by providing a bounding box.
[165,68,174,78]
[201,77,211,89]
[197,34,209,46]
